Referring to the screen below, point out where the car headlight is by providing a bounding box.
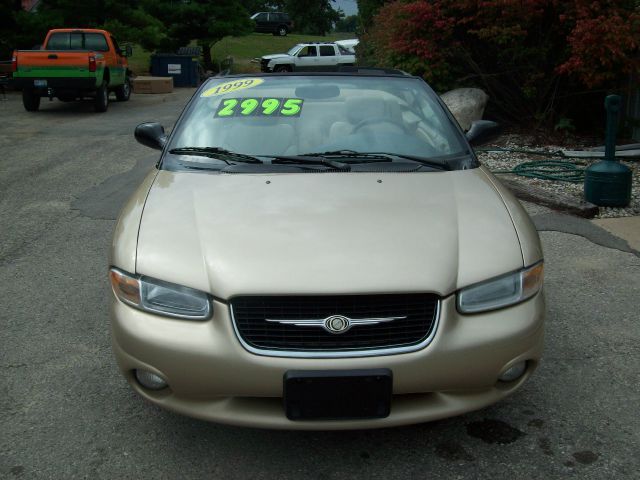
[109,268,212,320]
[457,261,544,314]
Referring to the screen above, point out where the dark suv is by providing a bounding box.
[251,12,292,36]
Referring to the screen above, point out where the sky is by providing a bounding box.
[333,0,358,16]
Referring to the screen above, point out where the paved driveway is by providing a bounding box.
[1,90,638,479]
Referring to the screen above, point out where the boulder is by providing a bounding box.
[440,88,489,131]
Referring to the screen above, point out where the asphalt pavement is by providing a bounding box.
[1,89,638,479]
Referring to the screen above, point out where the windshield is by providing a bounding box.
[168,75,468,166]
[287,45,303,56]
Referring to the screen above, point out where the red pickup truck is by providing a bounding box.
[12,28,132,112]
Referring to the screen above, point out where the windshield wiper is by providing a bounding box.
[370,152,452,170]
[270,155,351,171]
[301,150,393,163]
[302,150,451,170]
[175,160,226,171]
[169,147,263,164]
[168,148,457,171]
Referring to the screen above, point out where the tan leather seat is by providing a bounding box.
[295,102,344,153]
[329,96,391,142]
[222,122,296,156]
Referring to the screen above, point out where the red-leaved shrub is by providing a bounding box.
[362,0,640,127]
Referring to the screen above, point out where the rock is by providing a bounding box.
[440,88,489,131]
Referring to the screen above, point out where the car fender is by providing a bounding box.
[338,56,356,65]
[479,166,543,266]
[94,56,107,86]
[110,168,160,273]
[270,58,294,67]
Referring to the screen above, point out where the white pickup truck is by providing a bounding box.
[258,42,356,73]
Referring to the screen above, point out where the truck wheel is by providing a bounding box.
[274,65,292,73]
[22,89,41,112]
[275,26,288,36]
[94,81,109,112]
[115,78,131,102]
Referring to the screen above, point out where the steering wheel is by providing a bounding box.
[352,117,407,134]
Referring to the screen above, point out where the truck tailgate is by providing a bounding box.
[15,51,97,78]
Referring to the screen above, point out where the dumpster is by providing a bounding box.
[150,54,200,87]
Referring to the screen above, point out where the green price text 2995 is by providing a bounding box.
[215,97,304,118]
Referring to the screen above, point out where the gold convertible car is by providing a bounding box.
[109,71,545,429]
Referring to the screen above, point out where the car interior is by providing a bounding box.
[176,85,459,159]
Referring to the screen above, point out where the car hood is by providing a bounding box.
[136,168,524,299]
[261,54,291,61]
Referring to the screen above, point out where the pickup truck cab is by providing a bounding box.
[12,28,132,112]
[259,42,356,73]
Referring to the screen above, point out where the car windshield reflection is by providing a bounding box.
[166,74,469,172]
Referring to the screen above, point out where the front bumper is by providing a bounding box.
[110,293,545,430]
[260,59,272,72]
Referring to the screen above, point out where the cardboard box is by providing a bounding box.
[132,76,173,94]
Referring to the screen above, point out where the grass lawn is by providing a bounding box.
[126,32,357,75]
[212,32,356,73]
[127,46,152,76]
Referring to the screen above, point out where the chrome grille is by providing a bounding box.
[230,294,439,356]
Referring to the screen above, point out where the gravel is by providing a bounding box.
[478,134,639,218]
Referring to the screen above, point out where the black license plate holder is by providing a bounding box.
[284,369,392,421]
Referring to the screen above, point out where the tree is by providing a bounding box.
[335,14,357,32]
[6,0,166,54]
[238,0,285,14]
[356,0,388,32]
[362,0,640,128]
[142,0,254,68]
[241,0,343,34]
[285,0,342,35]
[0,0,18,59]
[5,0,254,69]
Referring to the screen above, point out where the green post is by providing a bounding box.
[604,95,620,161]
[584,94,632,207]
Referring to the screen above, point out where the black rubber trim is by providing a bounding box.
[12,77,97,90]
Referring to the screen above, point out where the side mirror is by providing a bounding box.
[135,122,167,150]
[465,120,501,147]
[124,45,133,57]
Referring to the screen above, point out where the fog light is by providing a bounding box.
[135,369,168,390]
[498,361,527,382]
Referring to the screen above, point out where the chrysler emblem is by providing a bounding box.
[265,314,407,333]
[324,315,351,334]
